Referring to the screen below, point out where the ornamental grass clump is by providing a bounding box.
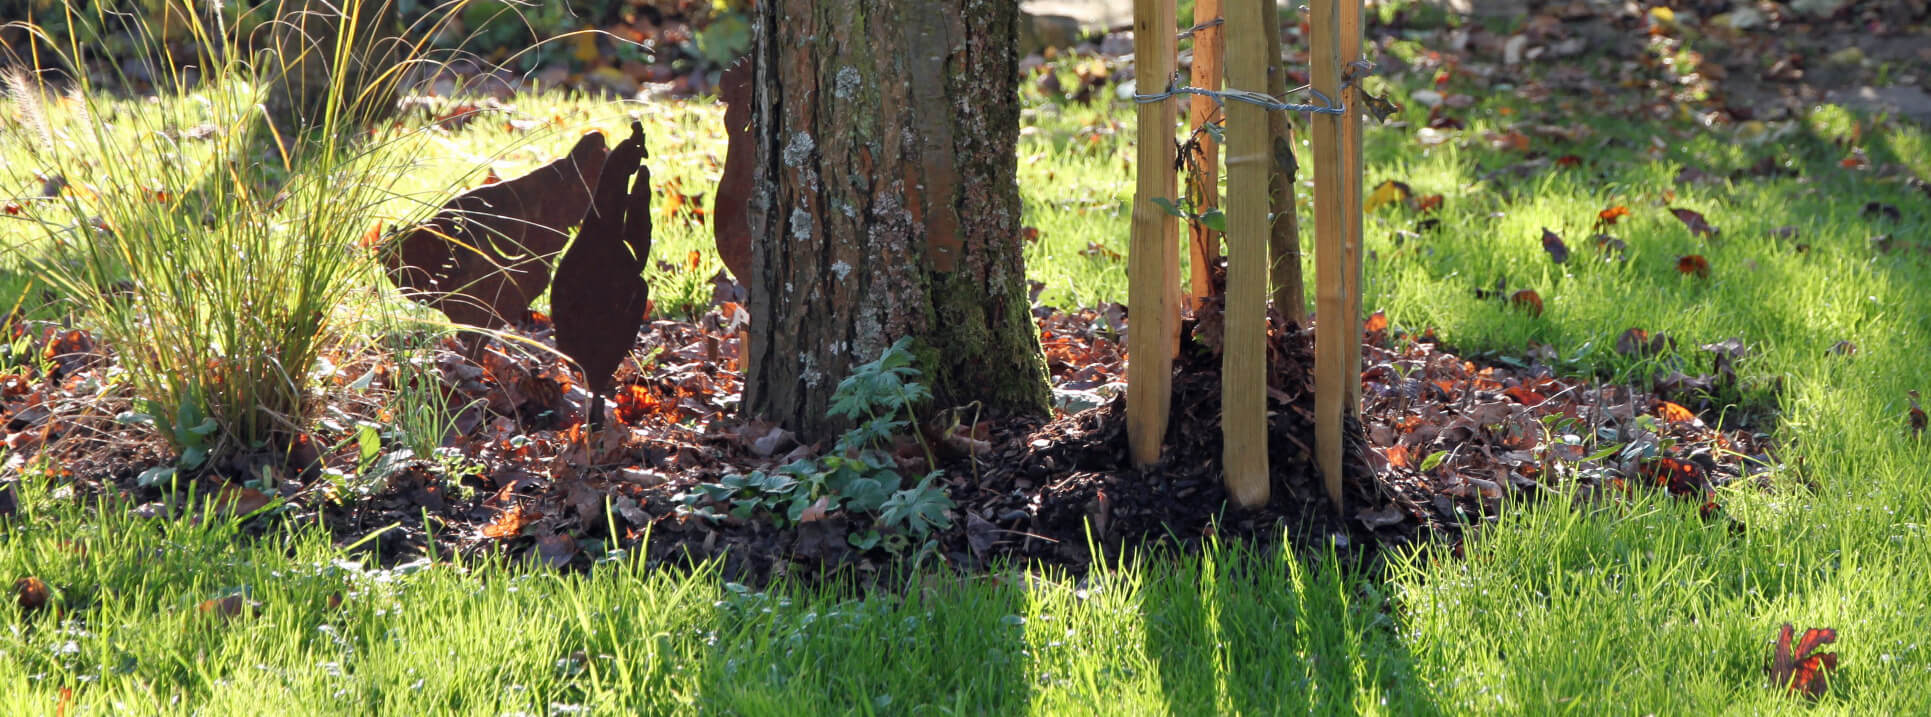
[0,3,465,467]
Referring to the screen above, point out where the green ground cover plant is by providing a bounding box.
[6,2,1931,713]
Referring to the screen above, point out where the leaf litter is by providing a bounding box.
[1,280,1781,584]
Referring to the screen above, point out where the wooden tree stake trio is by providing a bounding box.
[1127,0,1364,513]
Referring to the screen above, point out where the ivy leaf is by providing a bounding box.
[1199,208,1227,233]
[1419,450,1448,472]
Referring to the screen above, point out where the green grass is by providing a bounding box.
[9,18,1931,716]
[0,478,1425,714]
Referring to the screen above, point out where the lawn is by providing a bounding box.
[6,5,1931,714]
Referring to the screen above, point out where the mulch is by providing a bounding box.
[1,292,1776,585]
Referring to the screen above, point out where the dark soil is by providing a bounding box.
[2,292,1774,587]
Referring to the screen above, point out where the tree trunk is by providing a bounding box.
[745,0,1051,440]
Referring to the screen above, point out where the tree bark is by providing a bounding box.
[745,0,1051,440]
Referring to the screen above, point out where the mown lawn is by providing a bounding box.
[7,25,1931,717]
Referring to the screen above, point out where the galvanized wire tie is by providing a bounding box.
[1133,79,1346,116]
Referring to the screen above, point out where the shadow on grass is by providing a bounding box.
[1144,543,1441,715]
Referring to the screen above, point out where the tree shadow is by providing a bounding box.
[1145,543,1442,714]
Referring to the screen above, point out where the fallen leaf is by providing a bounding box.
[482,504,535,539]
[1416,194,1444,212]
[1770,623,1838,699]
[1911,390,1924,438]
[197,593,257,620]
[535,533,579,569]
[1862,201,1900,223]
[1597,205,1630,227]
[1384,444,1411,468]
[212,483,275,518]
[1670,207,1720,238]
[15,576,49,613]
[1591,233,1628,259]
[356,222,386,251]
[1676,254,1711,278]
[1081,241,1122,260]
[1364,311,1388,334]
[1554,154,1583,168]
[1540,227,1569,263]
[1616,327,1671,357]
[798,496,834,523]
[1509,289,1543,316]
[1488,130,1531,152]
[1655,401,1697,423]
[1365,180,1414,213]
[1827,340,1856,356]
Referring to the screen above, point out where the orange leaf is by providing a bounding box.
[1384,444,1411,468]
[1364,311,1388,333]
[1416,194,1444,212]
[481,504,534,539]
[1555,154,1583,168]
[1770,623,1839,699]
[1676,254,1711,278]
[1503,386,1547,405]
[15,576,50,613]
[1509,289,1543,316]
[357,222,386,251]
[686,250,702,272]
[1597,205,1631,226]
[1655,401,1696,423]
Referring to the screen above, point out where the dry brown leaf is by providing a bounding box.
[1677,254,1711,278]
[14,576,49,613]
[1509,289,1543,316]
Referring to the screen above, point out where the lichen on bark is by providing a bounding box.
[744,0,1050,441]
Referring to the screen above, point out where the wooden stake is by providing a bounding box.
[1221,0,1270,508]
[1309,0,1346,512]
[1340,0,1366,411]
[1262,0,1306,325]
[1185,0,1223,311]
[1128,0,1179,468]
